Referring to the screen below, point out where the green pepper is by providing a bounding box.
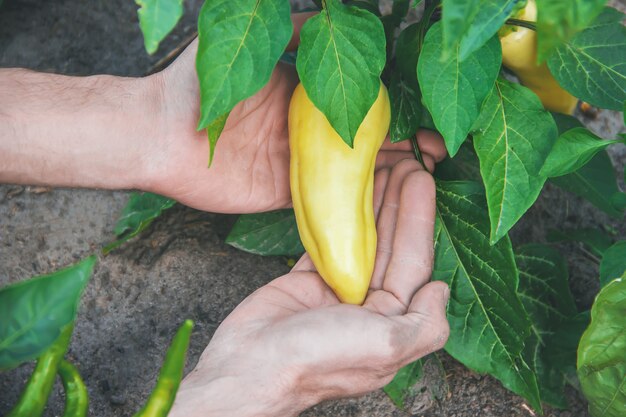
[7,324,74,417]
[58,359,89,417]
[133,320,194,417]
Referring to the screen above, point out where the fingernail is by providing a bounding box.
[443,286,450,304]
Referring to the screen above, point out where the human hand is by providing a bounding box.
[170,158,450,417]
[145,13,446,214]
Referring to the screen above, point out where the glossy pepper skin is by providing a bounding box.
[7,325,74,417]
[58,359,89,417]
[500,0,578,114]
[289,83,390,305]
[133,320,193,417]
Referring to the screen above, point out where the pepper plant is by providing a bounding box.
[2,0,626,416]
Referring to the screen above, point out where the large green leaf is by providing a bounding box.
[540,127,624,178]
[577,276,626,417]
[441,0,480,55]
[226,210,304,256]
[394,22,420,82]
[516,244,577,408]
[458,0,522,61]
[599,241,626,288]
[389,23,422,143]
[547,7,626,110]
[546,227,614,258]
[0,257,96,370]
[418,22,501,157]
[535,0,607,62]
[389,72,422,143]
[544,310,590,376]
[135,0,183,55]
[434,180,541,411]
[383,358,423,408]
[296,0,386,147]
[196,0,293,129]
[472,79,558,244]
[551,112,584,134]
[550,151,622,218]
[434,142,481,182]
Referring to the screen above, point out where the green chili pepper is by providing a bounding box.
[7,324,74,417]
[133,320,194,417]
[58,359,89,417]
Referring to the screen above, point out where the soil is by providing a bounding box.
[0,0,624,416]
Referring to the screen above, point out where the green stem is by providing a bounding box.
[133,320,194,417]
[58,359,89,417]
[410,137,424,166]
[505,18,536,31]
[7,325,74,417]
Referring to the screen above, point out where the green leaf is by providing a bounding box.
[535,0,607,62]
[599,241,626,288]
[434,180,541,412]
[551,112,584,134]
[196,0,293,129]
[345,0,380,15]
[547,8,626,110]
[384,353,447,410]
[113,192,175,237]
[472,78,558,244]
[577,276,626,417]
[389,72,422,143]
[550,150,622,218]
[296,0,386,147]
[0,257,96,370]
[544,310,590,376]
[418,22,501,156]
[441,0,481,55]
[458,0,522,61]
[105,192,176,253]
[135,0,183,55]
[541,127,623,178]
[547,228,614,258]
[516,244,577,408]
[394,22,420,83]
[383,358,423,408]
[226,210,304,256]
[207,112,229,166]
[389,22,422,143]
[391,0,410,20]
[434,142,481,182]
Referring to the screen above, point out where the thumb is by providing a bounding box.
[286,12,317,52]
[394,281,450,364]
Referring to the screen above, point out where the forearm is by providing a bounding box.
[0,68,161,190]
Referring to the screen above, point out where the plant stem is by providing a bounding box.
[505,18,536,31]
[410,136,424,166]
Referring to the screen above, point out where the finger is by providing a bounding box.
[292,253,316,272]
[393,281,450,364]
[382,169,436,307]
[375,150,414,170]
[380,137,412,152]
[286,12,317,52]
[416,130,447,162]
[370,159,425,290]
[422,154,435,173]
[363,289,406,316]
[373,168,390,219]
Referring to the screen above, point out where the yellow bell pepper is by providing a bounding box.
[289,83,390,305]
[500,0,579,114]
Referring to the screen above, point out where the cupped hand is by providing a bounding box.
[170,159,450,417]
[146,13,446,214]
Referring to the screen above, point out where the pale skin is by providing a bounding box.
[0,12,450,416]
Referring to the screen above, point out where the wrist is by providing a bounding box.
[169,351,312,417]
